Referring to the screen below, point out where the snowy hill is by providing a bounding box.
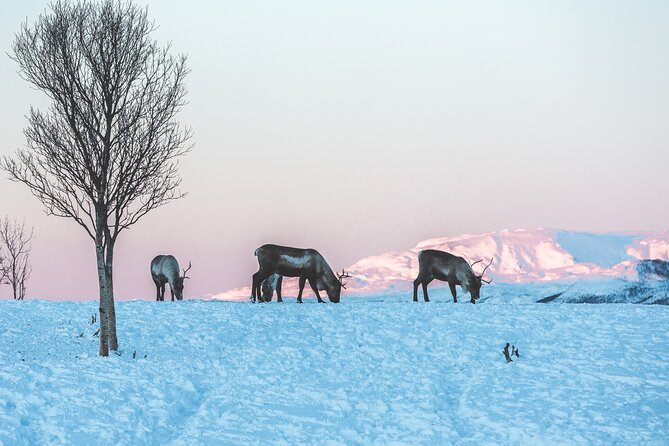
[1,300,668,444]
[214,229,669,300]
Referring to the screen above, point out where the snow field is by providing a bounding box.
[0,299,668,445]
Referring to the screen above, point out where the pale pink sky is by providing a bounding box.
[1,1,668,300]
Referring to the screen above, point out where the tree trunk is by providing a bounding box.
[11,260,17,300]
[105,237,118,351]
[95,241,110,357]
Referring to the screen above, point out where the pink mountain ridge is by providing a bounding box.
[212,228,669,301]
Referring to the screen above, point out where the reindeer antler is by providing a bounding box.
[479,257,493,284]
[481,257,493,275]
[182,261,192,279]
[470,259,483,268]
[337,269,352,289]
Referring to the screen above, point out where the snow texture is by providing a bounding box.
[1,299,668,445]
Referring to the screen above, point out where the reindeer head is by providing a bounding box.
[261,278,273,301]
[174,261,192,300]
[467,258,493,302]
[328,269,351,303]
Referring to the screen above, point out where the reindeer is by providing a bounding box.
[150,255,191,301]
[252,244,351,303]
[413,250,492,303]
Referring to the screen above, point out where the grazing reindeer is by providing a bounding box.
[252,244,350,303]
[413,250,492,303]
[151,255,191,301]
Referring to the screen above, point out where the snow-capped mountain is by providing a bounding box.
[213,228,669,300]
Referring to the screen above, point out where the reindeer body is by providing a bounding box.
[252,244,343,303]
[413,250,491,303]
[151,255,190,301]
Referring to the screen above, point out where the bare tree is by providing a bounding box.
[0,246,6,287]
[0,217,33,300]
[2,0,191,355]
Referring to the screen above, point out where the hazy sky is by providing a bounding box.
[0,0,667,300]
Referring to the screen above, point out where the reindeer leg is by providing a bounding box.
[297,277,306,303]
[155,283,161,301]
[252,271,270,303]
[449,282,457,303]
[251,272,260,303]
[413,278,421,302]
[257,278,265,303]
[309,278,325,303]
[276,276,283,303]
[170,286,175,302]
[160,284,165,301]
[422,278,433,302]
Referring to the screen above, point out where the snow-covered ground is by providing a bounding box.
[476,278,669,305]
[1,299,668,445]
